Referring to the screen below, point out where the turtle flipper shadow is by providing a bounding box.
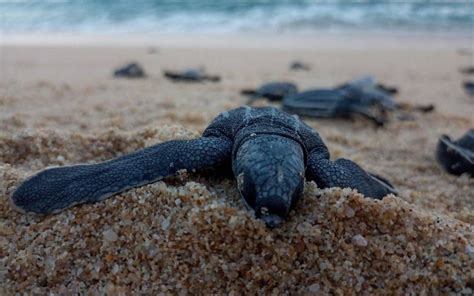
[306,154,396,199]
[11,137,232,214]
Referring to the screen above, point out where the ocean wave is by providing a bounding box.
[0,0,473,34]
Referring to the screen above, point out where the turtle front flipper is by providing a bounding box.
[11,137,232,214]
[306,153,396,199]
[436,130,474,176]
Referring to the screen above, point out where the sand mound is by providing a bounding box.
[1,130,473,294]
[0,126,198,170]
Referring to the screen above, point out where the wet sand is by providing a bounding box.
[1,33,473,294]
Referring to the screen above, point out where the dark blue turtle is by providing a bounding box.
[460,66,474,75]
[113,62,147,78]
[241,82,298,103]
[163,68,220,82]
[283,76,397,126]
[290,61,311,71]
[463,81,474,96]
[11,106,396,227]
[436,130,474,176]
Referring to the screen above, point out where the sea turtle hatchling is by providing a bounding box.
[11,106,396,227]
[163,68,220,82]
[241,82,298,103]
[463,81,474,96]
[283,76,397,126]
[290,61,311,71]
[113,62,147,79]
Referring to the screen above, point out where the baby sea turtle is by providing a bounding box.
[241,82,298,103]
[460,66,474,75]
[436,130,474,176]
[283,76,397,126]
[463,81,474,96]
[113,62,147,78]
[290,61,311,71]
[163,68,220,82]
[11,106,396,227]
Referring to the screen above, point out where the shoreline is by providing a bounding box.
[1,32,472,50]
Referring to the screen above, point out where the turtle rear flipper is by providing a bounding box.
[436,131,474,176]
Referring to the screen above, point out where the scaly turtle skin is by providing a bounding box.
[436,130,474,176]
[241,82,298,103]
[163,69,220,82]
[11,106,396,227]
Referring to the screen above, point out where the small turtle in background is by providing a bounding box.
[241,82,298,104]
[283,76,397,126]
[163,68,220,82]
[436,130,474,176]
[463,81,474,96]
[243,76,431,126]
[290,61,311,71]
[114,62,147,79]
[460,66,474,75]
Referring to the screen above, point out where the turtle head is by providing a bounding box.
[233,134,305,228]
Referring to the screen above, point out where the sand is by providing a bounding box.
[1,33,473,294]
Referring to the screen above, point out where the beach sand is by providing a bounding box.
[1,33,473,294]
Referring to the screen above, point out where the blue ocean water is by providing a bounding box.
[0,0,473,35]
